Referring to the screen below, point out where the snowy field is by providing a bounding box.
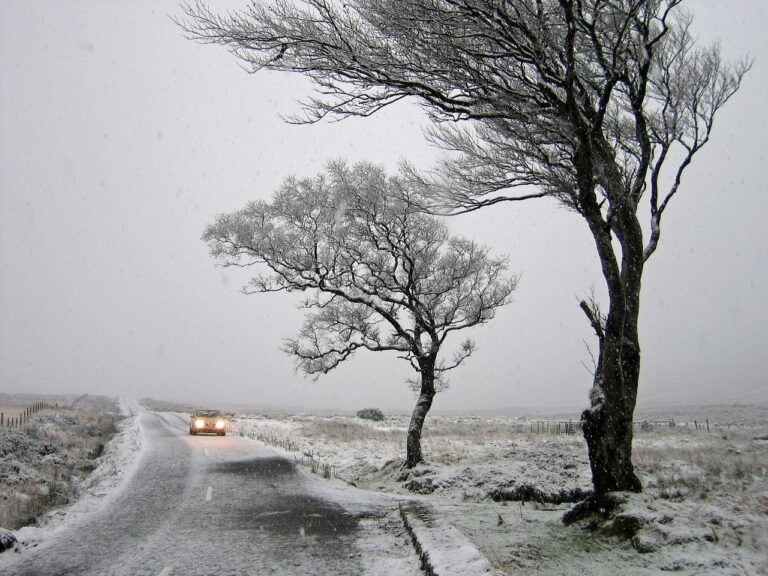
[2,398,766,574]
[230,407,768,575]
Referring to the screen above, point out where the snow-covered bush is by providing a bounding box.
[0,405,122,532]
[357,408,385,422]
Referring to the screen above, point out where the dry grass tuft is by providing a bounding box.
[0,479,78,531]
[633,426,768,503]
[299,417,403,443]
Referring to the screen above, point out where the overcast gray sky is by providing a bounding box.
[1,0,766,412]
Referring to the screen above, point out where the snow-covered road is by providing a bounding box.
[1,409,420,575]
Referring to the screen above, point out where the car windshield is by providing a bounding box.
[195,410,220,418]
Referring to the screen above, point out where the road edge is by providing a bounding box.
[399,502,494,576]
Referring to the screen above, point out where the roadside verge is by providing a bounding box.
[399,502,493,576]
[2,398,144,553]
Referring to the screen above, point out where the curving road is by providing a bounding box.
[2,410,420,575]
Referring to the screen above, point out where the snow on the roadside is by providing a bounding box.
[2,398,145,554]
[79,398,144,496]
[234,411,768,576]
[232,413,593,503]
[400,502,493,575]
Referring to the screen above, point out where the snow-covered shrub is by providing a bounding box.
[0,405,122,531]
[357,408,385,422]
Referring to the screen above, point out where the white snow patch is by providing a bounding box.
[400,502,493,575]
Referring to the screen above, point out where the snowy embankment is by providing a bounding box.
[232,410,768,576]
[1,398,144,553]
[76,399,144,497]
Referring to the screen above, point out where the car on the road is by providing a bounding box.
[189,409,228,436]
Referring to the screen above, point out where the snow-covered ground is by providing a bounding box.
[0,398,144,553]
[230,410,768,575]
[3,400,766,575]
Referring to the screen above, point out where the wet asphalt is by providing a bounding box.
[2,411,416,575]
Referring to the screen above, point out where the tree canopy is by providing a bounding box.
[181,0,748,257]
[183,0,749,502]
[203,161,516,465]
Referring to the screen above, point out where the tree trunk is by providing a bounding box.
[405,357,436,468]
[582,378,642,497]
[570,154,645,515]
[566,278,642,524]
[580,206,644,503]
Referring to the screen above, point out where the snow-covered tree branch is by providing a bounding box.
[203,161,517,467]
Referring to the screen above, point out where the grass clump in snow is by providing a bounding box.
[633,425,768,501]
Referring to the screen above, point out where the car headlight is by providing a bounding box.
[195,419,205,428]
[215,420,226,429]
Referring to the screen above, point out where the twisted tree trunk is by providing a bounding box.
[406,356,437,468]
[566,265,643,523]
[581,314,643,498]
[567,155,645,521]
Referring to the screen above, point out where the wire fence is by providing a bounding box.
[1,401,58,429]
[522,417,716,435]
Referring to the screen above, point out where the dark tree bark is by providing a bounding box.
[576,151,646,502]
[582,328,644,498]
[406,355,437,468]
[566,208,643,521]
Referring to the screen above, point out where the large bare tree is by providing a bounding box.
[179,0,749,511]
[203,162,516,467]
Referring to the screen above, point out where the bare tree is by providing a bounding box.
[179,0,749,512]
[203,162,516,467]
